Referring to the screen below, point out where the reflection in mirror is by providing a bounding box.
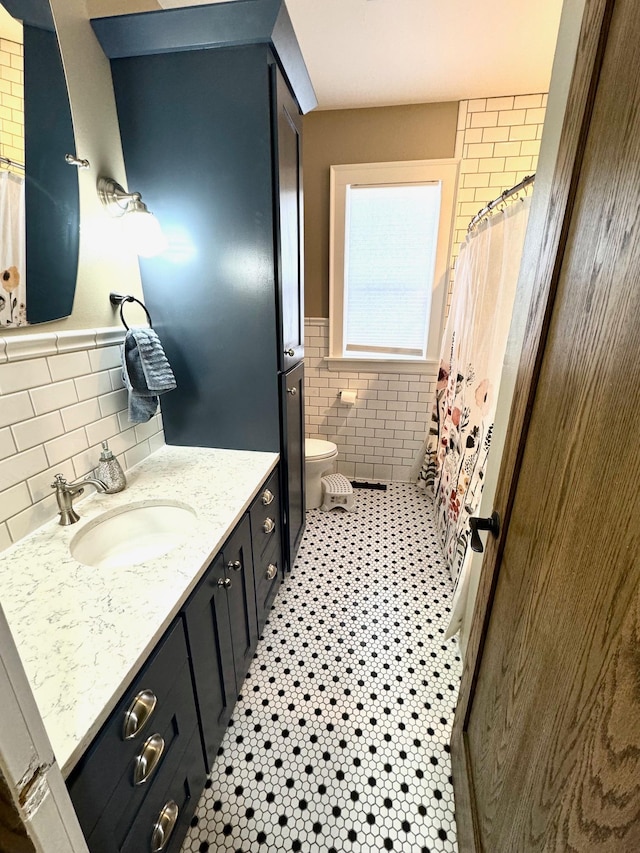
[0,0,79,327]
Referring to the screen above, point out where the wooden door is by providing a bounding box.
[452,0,640,849]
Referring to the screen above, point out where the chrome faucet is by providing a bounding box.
[51,474,108,526]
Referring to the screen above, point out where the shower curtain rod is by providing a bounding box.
[0,155,25,171]
[467,173,535,232]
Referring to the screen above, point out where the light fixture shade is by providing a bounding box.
[122,209,167,257]
[98,176,166,257]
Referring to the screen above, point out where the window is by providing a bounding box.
[328,160,458,373]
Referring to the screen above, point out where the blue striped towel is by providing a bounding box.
[122,327,177,423]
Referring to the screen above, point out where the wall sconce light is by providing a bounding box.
[97,176,166,257]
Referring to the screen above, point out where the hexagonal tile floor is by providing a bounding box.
[180,483,461,853]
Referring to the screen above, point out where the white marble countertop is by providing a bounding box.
[0,445,278,777]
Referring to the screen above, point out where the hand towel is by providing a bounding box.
[121,327,177,423]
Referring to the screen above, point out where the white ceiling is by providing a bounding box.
[157,0,564,110]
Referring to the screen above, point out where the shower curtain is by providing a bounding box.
[418,197,531,632]
[0,170,27,327]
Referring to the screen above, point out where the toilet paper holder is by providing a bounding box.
[338,389,357,406]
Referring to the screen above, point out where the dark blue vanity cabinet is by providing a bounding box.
[66,622,205,853]
[184,516,258,771]
[93,0,314,576]
[67,470,283,852]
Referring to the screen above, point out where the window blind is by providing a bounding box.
[344,182,441,358]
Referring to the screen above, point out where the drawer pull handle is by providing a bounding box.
[262,517,276,534]
[261,489,275,505]
[134,733,165,785]
[217,577,232,589]
[122,689,157,741]
[150,800,179,852]
[227,560,242,572]
[266,563,278,581]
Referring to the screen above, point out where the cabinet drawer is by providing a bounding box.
[249,468,281,560]
[255,540,282,635]
[94,729,205,853]
[67,621,196,841]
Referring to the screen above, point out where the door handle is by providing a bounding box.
[287,387,297,395]
[284,348,295,357]
[468,511,500,553]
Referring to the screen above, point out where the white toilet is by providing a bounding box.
[305,438,338,509]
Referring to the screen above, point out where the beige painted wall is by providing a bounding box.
[303,101,459,318]
[5,0,146,337]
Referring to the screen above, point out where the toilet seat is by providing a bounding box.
[305,439,338,461]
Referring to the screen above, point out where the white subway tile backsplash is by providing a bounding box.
[44,427,88,468]
[98,388,128,417]
[11,411,64,452]
[0,427,16,461]
[125,440,151,471]
[7,494,58,543]
[0,327,164,549]
[0,482,31,524]
[0,390,33,428]
[0,445,48,490]
[74,370,112,402]
[0,358,51,394]
[60,399,102,432]
[30,379,78,415]
[85,414,120,447]
[89,345,122,373]
[48,351,91,382]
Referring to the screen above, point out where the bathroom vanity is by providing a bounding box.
[92,0,315,578]
[0,446,283,853]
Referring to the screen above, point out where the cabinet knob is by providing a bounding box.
[217,577,232,589]
[261,489,275,506]
[287,387,297,395]
[262,517,276,534]
[122,689,157,741]
[227,560,242,572]
[266,563,278,581]
[284,348,295,357]
[133,733,165,786]
[150,800,179,853]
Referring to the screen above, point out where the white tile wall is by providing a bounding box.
[0,328,164,550]
[304,319,434,483]
[304,93,547,483]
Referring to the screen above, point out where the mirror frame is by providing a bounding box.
[2,0,79,325]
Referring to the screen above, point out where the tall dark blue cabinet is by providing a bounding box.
[93,0,315,574]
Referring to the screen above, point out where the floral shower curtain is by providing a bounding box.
[0,170,27,327]
[418,196,532,604]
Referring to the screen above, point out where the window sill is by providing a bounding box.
[324,356,438,375]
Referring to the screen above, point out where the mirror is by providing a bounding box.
[0,0,79,327]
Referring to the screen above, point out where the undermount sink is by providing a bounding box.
[70,501,198,569]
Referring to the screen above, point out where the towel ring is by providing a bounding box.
[109,292,153,331]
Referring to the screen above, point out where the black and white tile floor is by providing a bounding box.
[181,483,461,853]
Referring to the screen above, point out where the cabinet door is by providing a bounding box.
[281,362,305,572]
[222,515,258,691]
[273,65,304,373]
[183,552,236,771]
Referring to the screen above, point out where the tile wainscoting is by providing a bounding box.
[304,319,436,483]
[0,328,164,550]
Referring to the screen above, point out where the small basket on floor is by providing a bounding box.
[320,473,356,512]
